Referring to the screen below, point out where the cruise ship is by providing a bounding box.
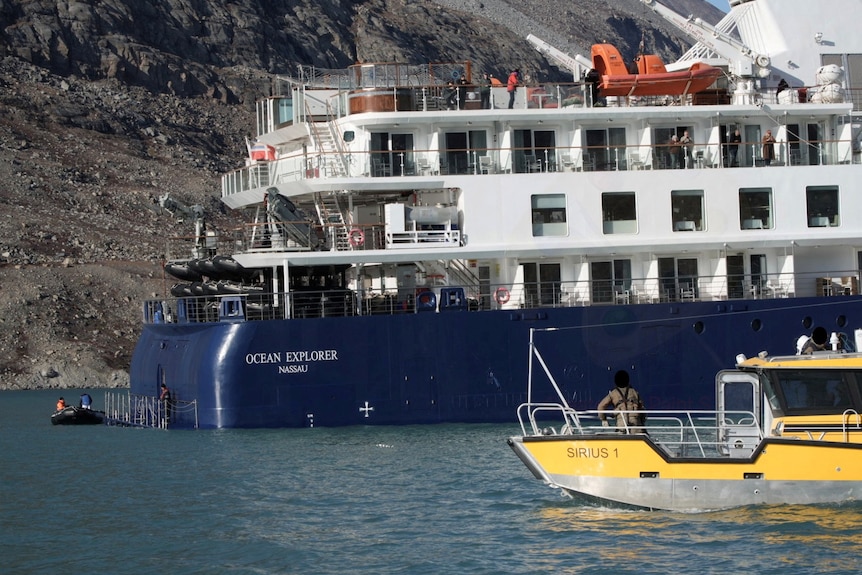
[129,0,862,428]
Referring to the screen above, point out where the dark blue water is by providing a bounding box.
[3,390,862,574]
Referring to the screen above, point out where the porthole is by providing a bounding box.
[693,321,705,334]
[802,316,813,329]
[751,318,762,332]
[837,315,847,328]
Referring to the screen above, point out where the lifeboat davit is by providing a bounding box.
[591,44,721,97]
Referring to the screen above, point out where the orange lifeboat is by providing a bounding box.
[590,44,721,97]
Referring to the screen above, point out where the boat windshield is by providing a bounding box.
[770,369,859,415]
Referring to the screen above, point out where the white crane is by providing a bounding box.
[639,0,770,79]
[526,34,593,81]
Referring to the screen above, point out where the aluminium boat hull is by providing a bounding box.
[508,435,862,511]
[129,294,862,428]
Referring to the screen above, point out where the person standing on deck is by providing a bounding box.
[160,383,173,423]
[457,74,469,110]
[479,72,491,109]
[597,370,645,433]
[762,129,777,166]
[668,134,681,169]
[728,128,742,167]
[679,130,694,168]
[507,68,520,109]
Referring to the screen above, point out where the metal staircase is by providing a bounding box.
[315,191,352,250]
[307,100,353,249]
[426,259,482,298]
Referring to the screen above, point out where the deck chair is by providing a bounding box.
[525,154,541,172]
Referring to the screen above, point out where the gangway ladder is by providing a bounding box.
[307,99,352,248]
[314,191,352,250]
[306,98,350,178]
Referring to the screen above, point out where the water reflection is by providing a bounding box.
[533,500,862,573]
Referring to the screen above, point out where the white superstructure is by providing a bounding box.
[207,0,862,312]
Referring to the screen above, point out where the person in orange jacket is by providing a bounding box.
[56,397,66,411]
[507,68,520,109]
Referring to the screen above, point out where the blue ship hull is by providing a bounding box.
[129,296,862,428]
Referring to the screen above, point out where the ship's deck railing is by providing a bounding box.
[146,268,862,326]
[222,131,860,197]
[515,402,764,460]
[104,391,198,429]
[283,65,862,113]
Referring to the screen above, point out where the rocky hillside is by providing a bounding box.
[0,0,722,390]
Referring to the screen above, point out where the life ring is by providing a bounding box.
[348,228,365,247]
[494,287,510,305]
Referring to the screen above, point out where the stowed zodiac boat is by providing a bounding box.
[508,327,862,511]
[130,0,862,428]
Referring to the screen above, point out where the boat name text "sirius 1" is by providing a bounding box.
[568,446,619,459]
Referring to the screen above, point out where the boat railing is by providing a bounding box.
[148,267,862,325]
[285,63,862,114]
[516,401,764,459]
[104,391,198,429]
[518,326,763,458]
[222,127,860,198]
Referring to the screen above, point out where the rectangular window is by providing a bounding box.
[531,194,567,236]
[585,127,626,171]
[442,130,485,175]
[521,262,561,307]
[806,185,839,227]
[371,132,415,176]
[739,187,773,230]
[513,129,557,173]
[671,189,704,231]
[658,257,699,301]
[602,192,637,234]
[590,260,631,304]
[750,253,766,297]
[777,370,855,413]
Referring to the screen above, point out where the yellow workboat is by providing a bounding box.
[508,328,862,511]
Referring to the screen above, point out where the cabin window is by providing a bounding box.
[590,260,631,304]
[726,254,746,300]
[671,189,704,231]
[443,130,487,174]
[806,186,839,227]
[257,97,294,134]
[750,254,767,296]
[775,370,855,413]
[520,262,561,307]
[531,194,567,236]
[738,187,773,230]
[513,129,556,172]
[602,192,637,234]
[585,127,625,171]
[785,122,824,166]
[659,257,699,301]
[371,132,415,176]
